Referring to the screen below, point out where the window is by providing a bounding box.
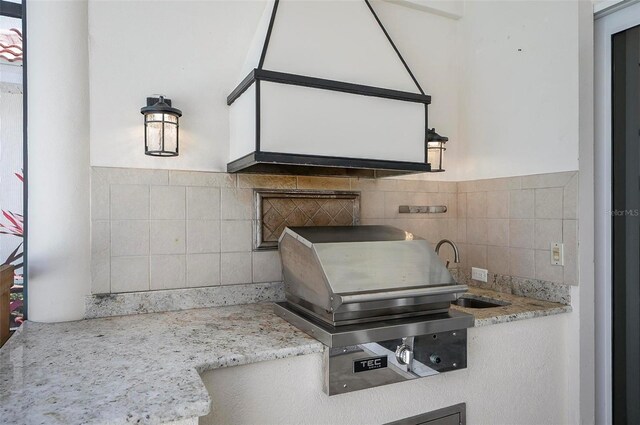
[1,0,25,329]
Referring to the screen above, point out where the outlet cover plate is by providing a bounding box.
[471,267,488,282]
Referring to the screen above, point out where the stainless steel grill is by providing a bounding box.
[274,225,474,395]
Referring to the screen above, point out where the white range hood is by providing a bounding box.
[227,0,432,177]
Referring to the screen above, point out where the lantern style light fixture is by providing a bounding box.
[141,96,182,157]
[426,128,448,172]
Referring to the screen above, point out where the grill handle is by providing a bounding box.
[338,284,468,304]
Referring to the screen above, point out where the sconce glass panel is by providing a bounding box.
[426,128,448,172]
[427,141,446,172]
[141,97,182,157]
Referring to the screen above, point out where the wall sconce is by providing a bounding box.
[140,96,182,157]
[426,128,448,172]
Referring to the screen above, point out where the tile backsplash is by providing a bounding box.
[456,171,578,286]
[91,167,579,298]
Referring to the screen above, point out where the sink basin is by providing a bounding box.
[452,296,510,309]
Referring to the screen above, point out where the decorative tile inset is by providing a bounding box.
[255,190,360,249]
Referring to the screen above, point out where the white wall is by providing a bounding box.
[27,0,91,322]
[456,0,580,181]
[88,0,584,182]
[202,314,569,425]
[87,0,461,180]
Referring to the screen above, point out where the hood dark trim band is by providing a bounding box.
[227,69,431,106]
[227,151,431,177]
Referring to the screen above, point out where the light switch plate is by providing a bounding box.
[551,243,564,266]
[471,267,488,282]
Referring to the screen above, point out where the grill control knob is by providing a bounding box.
[395,344,413,365]
[430,354,442,365]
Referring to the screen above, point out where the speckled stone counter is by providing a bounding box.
[453,286,572,327]
[0,303,322,425]
[0,289,570,425]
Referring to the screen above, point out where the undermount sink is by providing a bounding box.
[452,296,510,309]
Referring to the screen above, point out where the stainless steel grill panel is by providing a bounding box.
[275,225,474,395]
[278,225,468,326]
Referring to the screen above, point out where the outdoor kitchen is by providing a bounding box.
[0,0,613,424]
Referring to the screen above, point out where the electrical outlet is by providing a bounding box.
[551,243,564,266]
[471,267,488,282]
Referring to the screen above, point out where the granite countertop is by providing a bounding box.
[0,303,323,425]
[452,286,572,327]
[0,288,570,425]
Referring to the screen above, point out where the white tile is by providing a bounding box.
[509,189,534,219]
[360,191,385,219]
[91,172,110,221]
[111,185,149,220]
[509,219,534,249]
[456,219,467,244]
[221,188,253,220]
[91,254,110,294]
[535,188,563,219]
[91,221,110,294]
[457,180,476,193]
[186,254,221,287]
[221,252,252,285]
[456,243,468,269]
[488,245,509,275]
[92,220,110,255]
[467,192,487,218]
[467,244,487,270]
[563,173,578,219]
[170,170,236,187]
[521,171,576,189]
[487,219,509,247]
[467,218,488,244]
[150,255,186,290]
[535,250,564,283]
[443,193,457,219]
[486,191,509,218]
[150,220,186,254]
[252,251,283,283]
[383,191,411,219]
[438,181,458,193]
[221,220,253,252]
[150,186,185,219]
[111,256,149,293]
[350,177,398,192]
[509,248,535,279]
[442,218,458,241]
[111,220,149,256]
[481,176,522,191]
[187,220,221,254]
[412,219,438,242]
[394,179,437,192]
[187,187,220,220]
[563,220,578,285]
[457,193,467,218]
[534,219,563,250]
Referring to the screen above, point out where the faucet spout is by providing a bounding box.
[435,239,460,266]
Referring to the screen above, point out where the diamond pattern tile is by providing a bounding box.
[260,195,358,244]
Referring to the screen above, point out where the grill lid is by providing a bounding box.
[278,225,467,325]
